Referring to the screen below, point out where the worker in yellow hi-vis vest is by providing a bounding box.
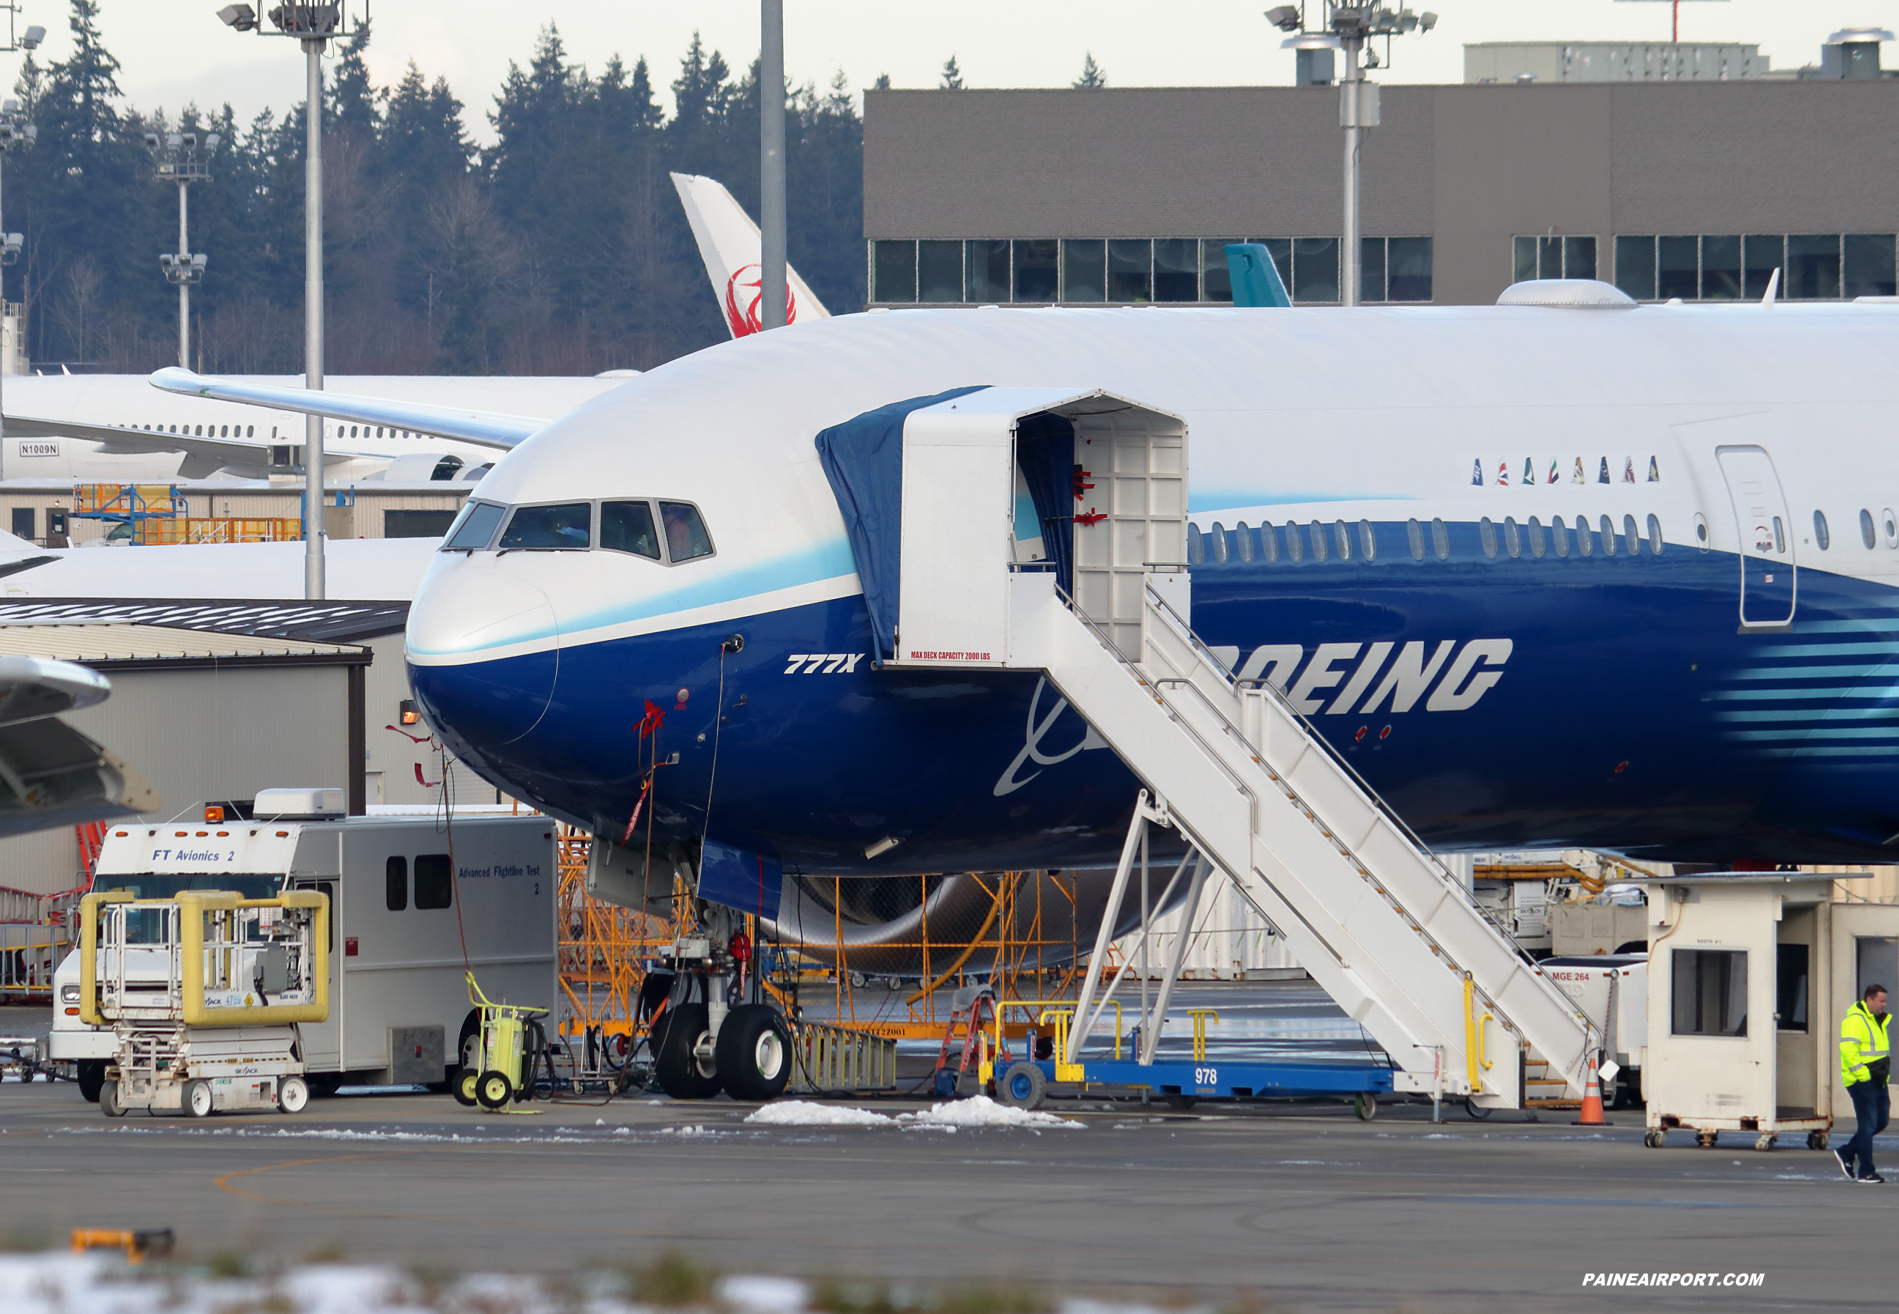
[1840,983,1892,1183]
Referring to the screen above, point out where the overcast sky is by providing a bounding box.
[24,1,1899,142]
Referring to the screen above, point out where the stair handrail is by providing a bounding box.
[1045,578,1595,1070]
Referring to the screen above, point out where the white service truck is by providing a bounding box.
[1541,953,1649,1106]
[52,789,556,1101]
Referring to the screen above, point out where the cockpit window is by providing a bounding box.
[600,500,661,559]
[500,502,593,550]
[443,500,505,551]
[660,502,714,562]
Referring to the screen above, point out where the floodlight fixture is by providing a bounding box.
[20,24,39,49]
[217,4,258,30]
[1266,1,1437,306]
[1,234,21,267]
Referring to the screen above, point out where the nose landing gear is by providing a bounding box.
[649,904,794,1102]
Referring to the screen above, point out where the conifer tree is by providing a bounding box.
[940,56,964,90]
[1073,53,1106,89]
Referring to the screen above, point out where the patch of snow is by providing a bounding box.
[900,1095,1078,1130]
[720,1274,810,1313]
[745,1102,894,1127]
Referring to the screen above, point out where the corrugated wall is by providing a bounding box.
[0,663,351,895]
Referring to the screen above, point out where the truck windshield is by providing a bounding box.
[91,875,287,945]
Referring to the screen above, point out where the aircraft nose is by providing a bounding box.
[405,558,559,749]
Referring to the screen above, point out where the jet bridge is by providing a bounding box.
[817,386,1597,1107]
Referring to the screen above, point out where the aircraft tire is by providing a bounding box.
[715,1004,792,1102]
[653,1003,721,1100]
[77,1060,105,1103]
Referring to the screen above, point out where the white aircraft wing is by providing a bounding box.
[671,172,831,338]
[150,368,541,449]
[0,655,159,837]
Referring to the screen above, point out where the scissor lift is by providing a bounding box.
[81,889,328,1117]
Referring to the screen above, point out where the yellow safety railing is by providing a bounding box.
[80,889,328,1028]
[1463,973,1493,1094]
[1187,1008,1220,1062]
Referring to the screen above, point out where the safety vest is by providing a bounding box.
[1841,1002,1892,1087]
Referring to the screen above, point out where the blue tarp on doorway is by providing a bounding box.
[814,386,989,662]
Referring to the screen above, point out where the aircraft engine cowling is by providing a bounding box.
[758,868,1192,980]
[582,841,1201,981]
[380,452,479,482]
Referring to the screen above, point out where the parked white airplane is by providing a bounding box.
[0,174,815,485]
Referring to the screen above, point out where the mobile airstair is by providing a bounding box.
[817,386,1597,1109]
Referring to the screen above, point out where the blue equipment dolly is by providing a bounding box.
[980,1004,1396,1119]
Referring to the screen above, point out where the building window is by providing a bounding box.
[1293,238,1339,302]
[1359,236,1433,303]
[1845,234,1898,297]
[1618,234,1896,302]
[918,240,963,302]
[1514,234,1596,282]
[1014,239,1058,301]
[1154,239,1197,301]
[1062,239,1105,302]
[1788,234,1841,299]
[1108,239,1152,302]
[967,240,1010,301]
[1700,235,1741,299]
[873,239,916,302]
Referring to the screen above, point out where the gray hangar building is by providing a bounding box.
[861,80,1899,309]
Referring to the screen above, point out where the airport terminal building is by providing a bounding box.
[862,79,1899,309]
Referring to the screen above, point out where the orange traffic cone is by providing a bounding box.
[1573,1051,1612,1126]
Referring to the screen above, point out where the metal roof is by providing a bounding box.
[0,598,408,643]
[0,622,366,668]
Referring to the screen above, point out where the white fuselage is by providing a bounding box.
[2,373,624,482]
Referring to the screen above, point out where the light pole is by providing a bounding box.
[1268,4,1435,307]
[145,129,216,368]
[218,2,359,602]
[759,0,786,330]
[0,18,43,466]
[0,98,34,451]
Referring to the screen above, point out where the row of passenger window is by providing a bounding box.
[1812,508,1899,551]
[1188,514,1668,565]
[386,855,452,912]
[442,498,715,564]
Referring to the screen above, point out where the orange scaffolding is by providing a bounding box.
[802,869,1086,1041]
[553,825,683,1073]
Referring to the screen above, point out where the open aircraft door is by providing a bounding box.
[815,385,1188,670]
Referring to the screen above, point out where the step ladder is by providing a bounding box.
[929,986,1007,1098]
[986,571,1598,1108]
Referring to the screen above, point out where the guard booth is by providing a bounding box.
[814,385,1189,669]
[1640,871,1878,1151]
